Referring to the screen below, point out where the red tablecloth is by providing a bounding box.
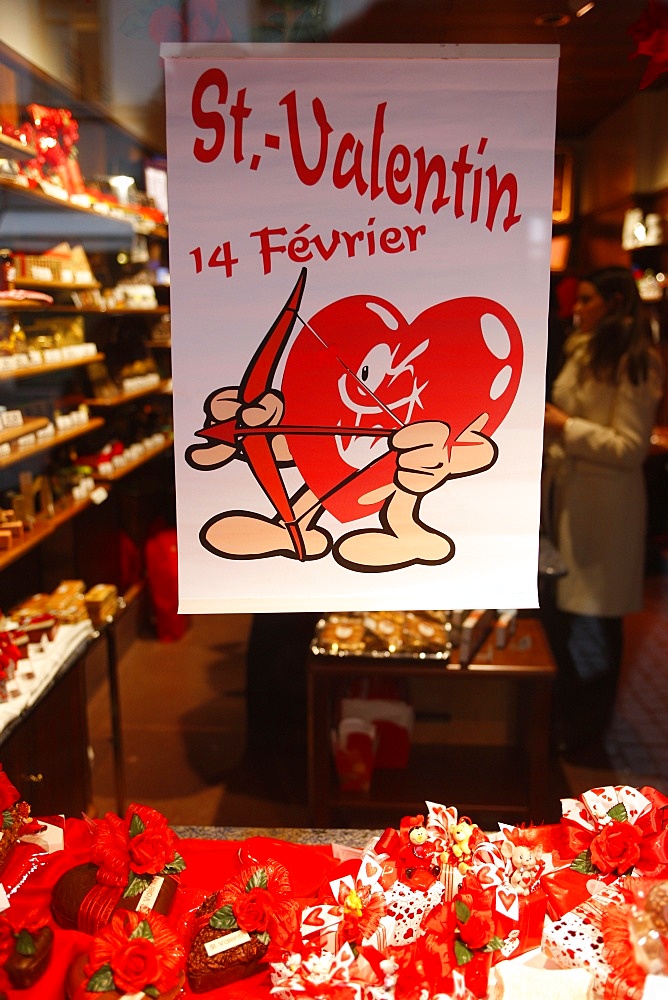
[0,818,342,998]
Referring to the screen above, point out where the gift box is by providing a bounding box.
[462,830,551,962]
[541,864,619,920]
[51,803,185,934]
[542,882,630,997]
[543,784,668,917]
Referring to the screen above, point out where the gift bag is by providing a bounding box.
[144,524,190,642]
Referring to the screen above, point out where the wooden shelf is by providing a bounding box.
[328,744,530,824]
[26,305,169,317]
[0,417,105,469]
[84,378,172,407]
[0,178,168,243]
[92,437,174,481]
[0,496,94,572]
[0,416,50,447]
[0,352,105,381]
[0,177,136,253]
[0,134,36,161]
[0,301,169,318]
[14,279,100,291]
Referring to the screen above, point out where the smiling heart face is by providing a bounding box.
[281,294,523,523]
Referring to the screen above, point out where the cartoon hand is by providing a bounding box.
[390,415,497,495]
[239,390,283,428]
[239,391,291,463]
[187,389,292,468]
[186,386,242,469]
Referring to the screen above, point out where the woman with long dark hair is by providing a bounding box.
[543,266,663,752]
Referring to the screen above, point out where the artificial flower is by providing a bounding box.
[336,883,386,946]
[83,910,184,997]
[417,892,502,998]
[208,860,300,954]
[590,820,643,876]
[90,803,185,895]
[562,786,668,879]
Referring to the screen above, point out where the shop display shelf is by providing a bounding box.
[0,496,93,572]
[0,417,105,470]
[91,436,174,482]
[84,378,172,407]
[0,351,105,381]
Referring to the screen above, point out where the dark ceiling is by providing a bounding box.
[327,0,657,140]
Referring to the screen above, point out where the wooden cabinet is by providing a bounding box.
[0,642,92,816]
[307,617,556,829]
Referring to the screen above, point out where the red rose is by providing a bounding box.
[86,913,184,995]
[590,820,642,875]
[110,937,160,994]
[458,910,495,950]
[232,888,274,933]
[128,827,178,875]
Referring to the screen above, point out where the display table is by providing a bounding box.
[1,811,662,1000]
[0,821,372,1000]
[307,616,556,828]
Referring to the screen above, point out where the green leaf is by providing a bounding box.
[454,939,473,966]
[130,919,154,941]
[2,810,13,830]
[128,812,146,838]
[162,852,186,874]
[86,964,115,992]
[246,869,268,891]
[210,905,238,930]
[144,987,159,999]
[124,874,150,898]
[607,803,628,823]
[257,931,271,946]
[571,849,595,875]
[15,929,35,956]
[454,900,471,924]
[484,935,505,952]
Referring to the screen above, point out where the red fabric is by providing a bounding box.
[0,818,340,999]
[540,866,618,920]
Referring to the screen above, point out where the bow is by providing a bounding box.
[237,266,308,561]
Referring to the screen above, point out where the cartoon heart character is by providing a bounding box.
[282,293,523,523]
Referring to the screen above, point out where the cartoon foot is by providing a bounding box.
[334,522,453,571]
[333,487,454,572]
[200,512,331,561]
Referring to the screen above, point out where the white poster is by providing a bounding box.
[163,43,558,613]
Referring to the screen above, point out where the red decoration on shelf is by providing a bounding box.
[628,0,668,89]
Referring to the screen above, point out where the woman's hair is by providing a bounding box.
[584,266,653,385]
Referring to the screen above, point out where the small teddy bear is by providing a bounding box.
[500,838,543,895]
[448,818,478,874]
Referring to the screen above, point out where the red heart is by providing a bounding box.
[282,294,523,522]
[365,861,377,879]
[303,907,328,928]
[497,889,516,912]
[476,865,497,887]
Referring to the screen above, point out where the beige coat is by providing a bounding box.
[545,334,663,617]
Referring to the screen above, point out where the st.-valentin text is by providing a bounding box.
[188,68,523,277]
